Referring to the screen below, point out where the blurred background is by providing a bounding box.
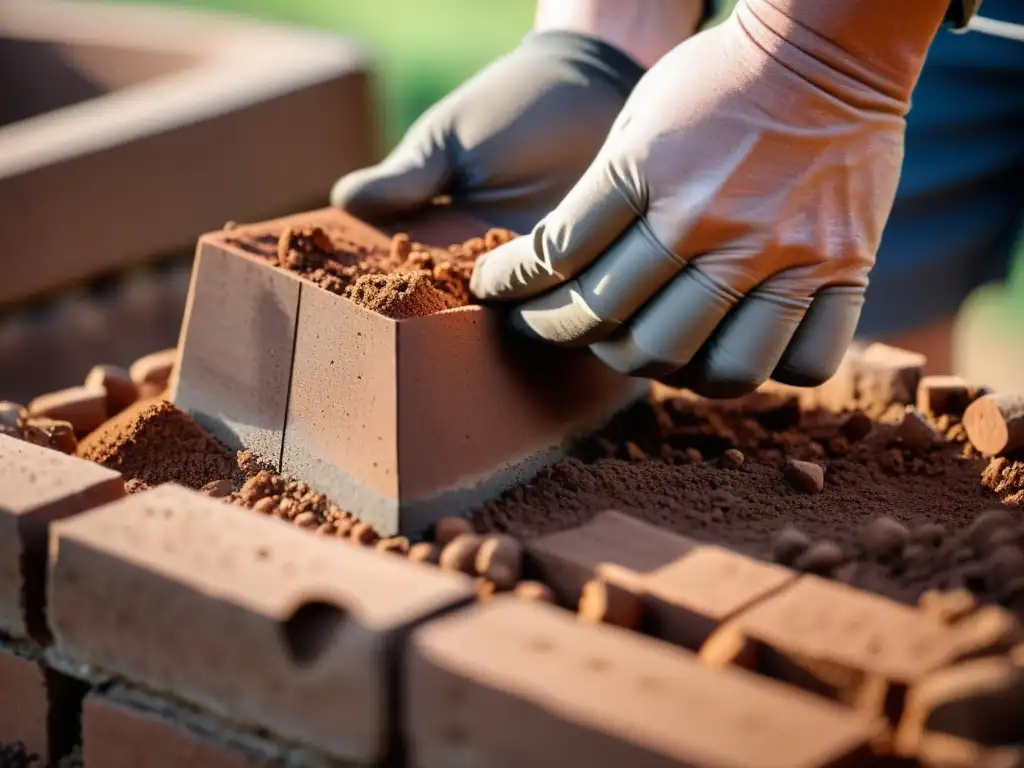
[1,0,1021,403]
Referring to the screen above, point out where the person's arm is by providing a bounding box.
[469,0,955,398]
[534,0,705,69]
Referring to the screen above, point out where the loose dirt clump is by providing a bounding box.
[76,399,246,491]
[345,272,456,320]
[226,470,377,542]
[232,222,513,318]
[472,391,1024,615]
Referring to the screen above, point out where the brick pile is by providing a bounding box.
[2,432,1022,766]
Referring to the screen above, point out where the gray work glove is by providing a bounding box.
[330,31,645,235]
[471,0,950,398]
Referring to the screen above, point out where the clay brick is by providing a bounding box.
[0,434,124,640]
[857,343,926,414]
[525,510,697,607]
[47,484,474,763]
[894,657,1024,757]
[917,375,970,418]
[0,645,85,765]
[273,208,644,536]
[172,241,301,469]
[407,597,883,768]
[129,348,178,394]
[637,546,796,650]
[279,244,400,526]
[700,575,1021,721]
[0,1,373,308]
[27,386,106,435]
[82,689,283,768]
[0,647,48,760]
[84,364,138,416]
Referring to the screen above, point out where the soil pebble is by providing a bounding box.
[434,516,473,547]
[514,581,556,604]
[860,516,910,562]
[721,448,745,468]
[794,540,845,574]
[783,459,825,494]
[772,526,811,566]
[439,533,484,574]
[408,542,441,565]
[200,479,234,498]
[474,534,523,590]
[376,536,410,555]
[898,408,942,452]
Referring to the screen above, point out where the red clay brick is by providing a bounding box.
[0,646,48,760]
[84,364,138,416]
[27,386,107,435]
[525,511,696,607]
[700,575,1021,721]
[172,241,301,468]
[407,597,883,768]
[638,546,796,650]
[48,484,474,763]
[83,689,277,768]
[0,434,124,640]
[893,656,1024,758]
[0,1,373,309]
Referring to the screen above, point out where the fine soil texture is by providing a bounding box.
[227,222,514,319]
[75,398,257,493]
[473,390,1024,613]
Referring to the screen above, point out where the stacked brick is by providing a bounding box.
[3,432,1021,766]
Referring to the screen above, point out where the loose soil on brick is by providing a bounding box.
[227,222,513,319]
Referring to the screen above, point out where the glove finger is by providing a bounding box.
[771,286,865,387]
[469,156,638,303]
[507,219,686,346]
[330,135,450,221]
[590,264,740,376]
[664,287,811,399]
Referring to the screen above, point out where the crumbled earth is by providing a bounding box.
[229,223,513,318]
[473,391,1024,614]
[345,271,456,320]
[75,399,252,492]
[224,469,378,543]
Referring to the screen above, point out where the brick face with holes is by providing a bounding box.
[47,484,475,763]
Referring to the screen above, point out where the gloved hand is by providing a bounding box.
[471,0,950,398]
[330,31,646,235]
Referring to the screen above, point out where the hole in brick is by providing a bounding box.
[280,601,347,667]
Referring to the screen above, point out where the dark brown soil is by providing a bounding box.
[229,223,513,319]
[75,399,247,492]
[472,390,1024,614]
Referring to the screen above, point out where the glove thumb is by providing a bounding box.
[330,136,450,221]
